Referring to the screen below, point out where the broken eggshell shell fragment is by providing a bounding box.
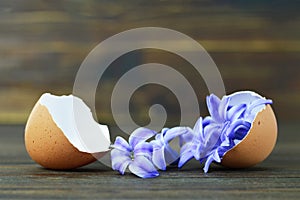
[221,91,278,168]
[24,93,111,170]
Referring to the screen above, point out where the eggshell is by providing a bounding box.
[25,103,92,169]
[25,93,110,170]
[221,104,277,168]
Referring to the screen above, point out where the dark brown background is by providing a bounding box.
[0,0,299,126]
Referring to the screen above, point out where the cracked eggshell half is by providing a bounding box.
[221,91,278,168]
[24,93,111,170]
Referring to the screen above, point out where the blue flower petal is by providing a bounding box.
[203,150,220,173]
[226,104,246,121]
[202,123,222,152]
[245,99,272,121]
[203,116,213,127]
[193,117,202,133]
[217,146,229,159]
[180,141,194,154]
[152,145,166,170]
[206,94,222,122]
[134,142,153,160]
[193,117,206,144]
[194,144,202,160]
[129,127,157,148]
[111,149,131,175]
[164,144,180,166]
[179,130,194,146]
[151,128,183,170]
[212,149,221,163]
[156,132,165,144]
[111,136,131,152]
[128,156,159,178]
[218,96,230,121]
[248,99,272,112]
[203,155,214,173]
[163,127,192,143]
[161,128,170,135]
[226,119,251,139]
[178,146,194,168]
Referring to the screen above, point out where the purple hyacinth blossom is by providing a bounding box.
[178,117,206,168]
[202,91,273,172]
[111,127,159,178]
[179,91,273,173]
[151,127,193,170]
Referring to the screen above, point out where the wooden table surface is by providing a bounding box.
[0,124,299,199]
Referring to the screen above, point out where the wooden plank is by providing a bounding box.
[0,125,299,199]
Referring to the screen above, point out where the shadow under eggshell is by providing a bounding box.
[221,105,278,168]
[24,103,102,170]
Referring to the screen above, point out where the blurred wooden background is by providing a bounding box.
[0,0,299,127]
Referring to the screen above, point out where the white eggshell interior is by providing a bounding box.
[39,93,111,153]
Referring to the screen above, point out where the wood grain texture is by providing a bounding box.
[0,124,299,199]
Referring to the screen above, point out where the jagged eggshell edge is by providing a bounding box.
[39,93,111,153]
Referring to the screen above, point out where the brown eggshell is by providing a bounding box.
[221,105,277,168]
[25,102,103,170]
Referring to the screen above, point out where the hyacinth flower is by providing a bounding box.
[151,127,193,170]
[179,91,273,173]
[178,117,206,168]
[110,127,159,178]
[111,91,276,178]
